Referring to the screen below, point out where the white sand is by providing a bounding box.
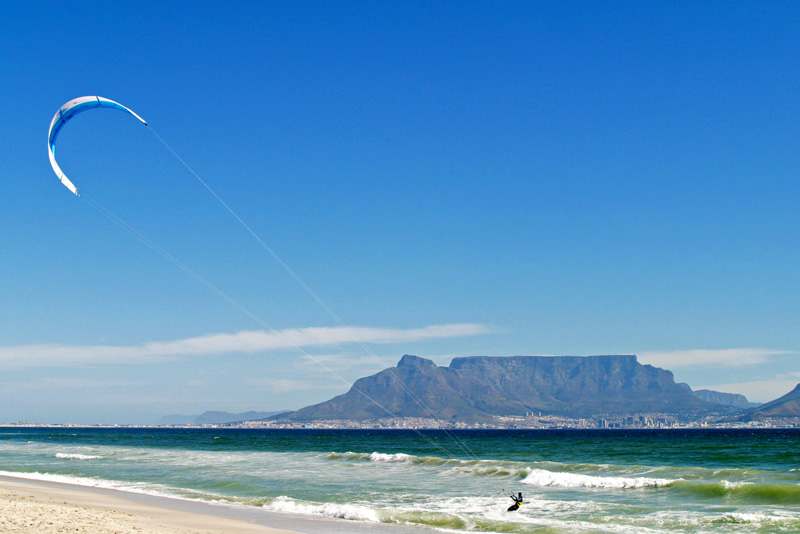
[0,477,296,534]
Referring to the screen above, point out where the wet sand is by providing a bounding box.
[0,476,298,534]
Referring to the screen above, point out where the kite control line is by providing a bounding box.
[48,95,481,464]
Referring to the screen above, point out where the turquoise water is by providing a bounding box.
[1,427,799,533]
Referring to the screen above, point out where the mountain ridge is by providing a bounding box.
[277,354,726,421]
[158,410,282,425]
[693,389,760,409]
[745,384,800,418]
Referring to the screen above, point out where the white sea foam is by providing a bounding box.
[650,508,795,529]
[330,451,441,464]
[55,453,103,460]
[0,470,108,488]
[265,495,381,522]
[721,480,749,489]
[716,512,773,524]
[0,470,178,500]
[367,452,414,462]
[521,468,674,489]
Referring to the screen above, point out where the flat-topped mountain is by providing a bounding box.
[277,354,722,421]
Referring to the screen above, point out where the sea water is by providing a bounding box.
[1,427,799,533]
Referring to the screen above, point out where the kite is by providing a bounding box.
[48,96,147,195]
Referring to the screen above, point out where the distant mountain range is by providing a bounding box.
[158,411,283,425]
[275,354,737,422]
[162,355,799,425]
[692,389,761,409]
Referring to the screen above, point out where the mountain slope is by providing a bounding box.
[278,354,721,421]
[747,384,800,418]
[693,389,759,409]
[159,411,281,425]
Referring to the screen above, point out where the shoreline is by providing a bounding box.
[4,420,800,429]
[0,475,425,534]
[0,475,296,534]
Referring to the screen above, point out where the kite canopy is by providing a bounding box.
[48,96,148,195]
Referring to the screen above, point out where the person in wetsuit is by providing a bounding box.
[507,491,523,511]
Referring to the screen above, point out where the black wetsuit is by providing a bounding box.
[507,494,523,511]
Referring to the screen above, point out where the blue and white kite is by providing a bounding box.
[48,96,148,195]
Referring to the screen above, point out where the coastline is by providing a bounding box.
[5,412,800,430]
[0,475,296,534]
[0,475,424,534]
[2,428,799,534]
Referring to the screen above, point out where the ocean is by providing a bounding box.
[1,427,798,533]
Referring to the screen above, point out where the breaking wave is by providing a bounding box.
[327,451,456,465]
[264,495,381,522]
[326,451,671,484]
[671,479,800,504]
[263,495,534,532]
[521,468,673,489]
[55,453,103,460]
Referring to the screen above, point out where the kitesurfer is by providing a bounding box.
[507,491,523,511]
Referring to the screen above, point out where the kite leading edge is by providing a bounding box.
[48,96,148,195]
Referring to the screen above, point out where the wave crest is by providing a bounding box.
[327,451,455,465]
[265,496,381,522]
[522,468,674,489]
[672,480,800,503]
[55,453,103,460]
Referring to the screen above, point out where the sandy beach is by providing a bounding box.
[0,476,428,534]
[0,477,296,534]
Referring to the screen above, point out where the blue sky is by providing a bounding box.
[2,1,799,423]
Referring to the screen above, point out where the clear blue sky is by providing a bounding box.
[2,1,799,423]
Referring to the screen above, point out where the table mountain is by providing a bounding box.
[278,354,720,421]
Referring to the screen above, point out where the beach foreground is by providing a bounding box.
[0,478,295,534]
[3,428,800,534]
